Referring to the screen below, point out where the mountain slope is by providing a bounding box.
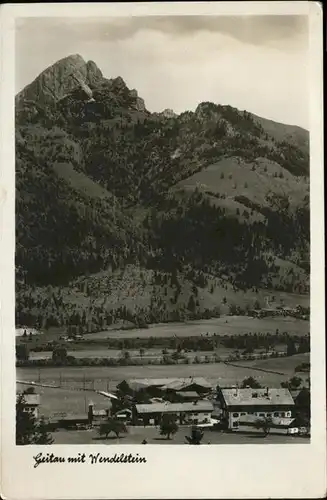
[176,156,308,218]
[15,54,310,329]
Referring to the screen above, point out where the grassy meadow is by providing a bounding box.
[17,314,310,419]
[17,352,309,417]
[83,315,309,340]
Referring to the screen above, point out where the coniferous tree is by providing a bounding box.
[16,395,53,445]
[16,394,37,445]
[35,417,54,444]
[187,295,196,313]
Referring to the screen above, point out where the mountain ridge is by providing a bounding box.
[15,55,310,331]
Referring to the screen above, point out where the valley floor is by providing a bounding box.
[16,315,310,426]
[84,315,309,339]
[17,353,309,417]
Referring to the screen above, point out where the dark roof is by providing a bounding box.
[161,377,212,391]
[122,377,212,392]
[176,391,199,398]
[121,378,177,391]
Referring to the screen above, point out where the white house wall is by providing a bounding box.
[229,410,292,429]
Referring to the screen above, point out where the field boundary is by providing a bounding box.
[223,361,286,376]
[16,379,96,393]
[17,380,59,389]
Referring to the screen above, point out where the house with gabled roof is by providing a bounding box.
[117,377,212,399]
[217,387,295,430]
[18,393,41,419]
[134,400,214,426]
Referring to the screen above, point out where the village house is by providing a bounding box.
[117,377,212,400]
[117,378,176,398]
[133,400,214,426]
[20,393,41,419]
[48,402,111,431]
[217,387,295,430]
[160,377,212,395]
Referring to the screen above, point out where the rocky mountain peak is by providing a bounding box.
[16,53,103,108]
[15,55,149,115]
[57,53,87,67]
[86,60,103,87]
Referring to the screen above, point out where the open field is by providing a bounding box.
[17,352,309,397]
[224,353,310,384]
[84,316,309,340]
[236,353,310,380]
[28,344,288,362]
[238,352,310,373]
[29,348,224,361]
[52,425,306,445]
[177,157,308,211]
[17,352,309,419]
[16,383,112,418]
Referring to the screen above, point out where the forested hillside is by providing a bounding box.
[15,54,310,331]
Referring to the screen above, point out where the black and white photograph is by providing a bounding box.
[0,2,325,499]
[14,14,312,445]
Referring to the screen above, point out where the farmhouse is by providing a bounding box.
[133,400,214,426]
[19,393,41,419]
[161,377,212,394]
[118,377,212,399]
[217,387,295,430]
[117,378,176,397]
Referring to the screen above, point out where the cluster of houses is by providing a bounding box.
[18,376,310,436]
[112,378,307,435]
[249,304,309,320]
[116,377,216,427]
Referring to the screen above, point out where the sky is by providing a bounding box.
[15,16,309,129]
